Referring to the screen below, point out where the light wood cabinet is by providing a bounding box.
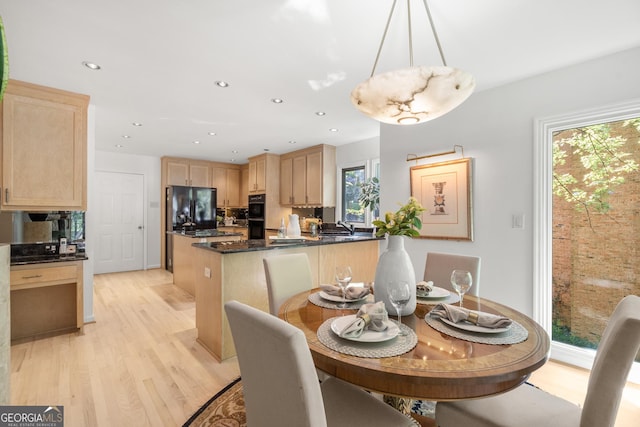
[165,158,211,187]
[280,144,336,207]
[247,155,266,194]
[212,166,241,207]
[10,260,84,340]
[240,165,249,207]
[0,80,89,211]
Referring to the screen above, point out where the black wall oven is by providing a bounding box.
[247,194,265,239]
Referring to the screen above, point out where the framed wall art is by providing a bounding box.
[410,157,473,241]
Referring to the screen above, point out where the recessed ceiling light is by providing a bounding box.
[132,122,142,127]
[122,135,131,139]
[229,159,236,162]
[264,148,270,152]
[315,111,326,116]
[82,61,101,70]
[232,150,238,154]
[271,98,283,104]
[193,140,201,144]
[208,132,216,136]
[215,81,229,88]
[288,140,297,144]
[329,128,338,132]
[115,144,124,148]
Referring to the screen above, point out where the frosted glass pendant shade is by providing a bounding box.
[350,65,475,125]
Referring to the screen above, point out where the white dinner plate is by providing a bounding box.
[330,315,400,342]
[319,283,369,303]
[439,317,510,334]
[416,286,450,299]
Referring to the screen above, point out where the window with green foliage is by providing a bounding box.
[342,166,365,223]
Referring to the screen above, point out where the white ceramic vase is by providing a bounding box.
[373,235,417,315]
[287,214,301,237]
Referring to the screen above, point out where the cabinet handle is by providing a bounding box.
[22,274,43,279]
[5,188,8,203]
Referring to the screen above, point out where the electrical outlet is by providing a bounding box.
[204,267,211,278]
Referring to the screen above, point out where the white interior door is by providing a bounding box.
[94,171,144,274]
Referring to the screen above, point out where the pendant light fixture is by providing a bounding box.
[351,0,475,125]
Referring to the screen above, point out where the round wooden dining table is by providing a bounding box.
[279,290,550,401]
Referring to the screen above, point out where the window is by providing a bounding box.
[341,166,365,223]
[535,100,640,383]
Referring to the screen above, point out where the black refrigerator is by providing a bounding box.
[166,185,217,271]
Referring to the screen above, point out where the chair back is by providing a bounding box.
[580,295,640,427]
[225,300,327,427]
[423,252,481,296]
[263,253,314,315]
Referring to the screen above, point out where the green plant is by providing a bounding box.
[358,177,380,212]
[373,197,426,237]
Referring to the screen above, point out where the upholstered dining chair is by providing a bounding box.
[435,294,640,427]
[423,252,481,296]
[263,252,313,315]
[224,300,418,427]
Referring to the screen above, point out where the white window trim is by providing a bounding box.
[534,99,640,384]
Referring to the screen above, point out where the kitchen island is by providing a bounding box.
[169,230,244,295]
[192,235,381,361]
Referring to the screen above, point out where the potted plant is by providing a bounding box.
[358,177,380,214]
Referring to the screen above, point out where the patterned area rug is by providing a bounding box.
[183,377,434,426]
[182,377,246,427]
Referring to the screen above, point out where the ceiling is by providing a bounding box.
[1,0,639,164]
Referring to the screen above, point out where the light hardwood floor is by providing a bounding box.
[9,268,640,426]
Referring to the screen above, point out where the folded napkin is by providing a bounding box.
[320,283,370,300]
[339,301,389,338]
[416,280,434,295]
[430,303,513,329]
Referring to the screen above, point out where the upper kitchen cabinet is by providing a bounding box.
[0,80,89,211]
[247,153,280,195]
[164,157,211,187]
[211,164,241,208]
[240,165,249,207]
[280,144,336,207]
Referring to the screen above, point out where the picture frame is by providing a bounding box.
[410,157,473,241]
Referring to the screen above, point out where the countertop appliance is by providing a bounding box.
[247,194,265,240]
[166,185,217,271]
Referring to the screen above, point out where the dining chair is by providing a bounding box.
[224,300,419,427]
[423,252,481,296]
[435,294,640,427]
[263,252,313,315]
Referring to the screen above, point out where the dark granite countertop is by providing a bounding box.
[10,254,89,266]
[192,234,382,254]
[167,229,244,238]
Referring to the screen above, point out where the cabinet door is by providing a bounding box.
[211,167,228,207]
[292,155,307,205]
[305,151,323,205]
[240,167,249,207]
[226,168,241,207]
[255,158,266,193]
[248,161,257,192]
[166,161,190,186]
[189,163,211,187]
[2,82,88,210]
[280,157,293,205]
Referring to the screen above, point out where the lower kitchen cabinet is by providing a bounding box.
[10,261,84,341]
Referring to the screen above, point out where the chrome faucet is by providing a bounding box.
[337,220,355,235]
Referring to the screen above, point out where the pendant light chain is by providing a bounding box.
[407,0,414,67]
[370,0,398,78]
[422,0,447,67]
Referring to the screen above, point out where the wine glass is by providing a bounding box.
[387,280,411,335]
[450,270,473,307]
[335,265,353,308]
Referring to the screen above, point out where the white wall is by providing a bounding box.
[380,46,640,315]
